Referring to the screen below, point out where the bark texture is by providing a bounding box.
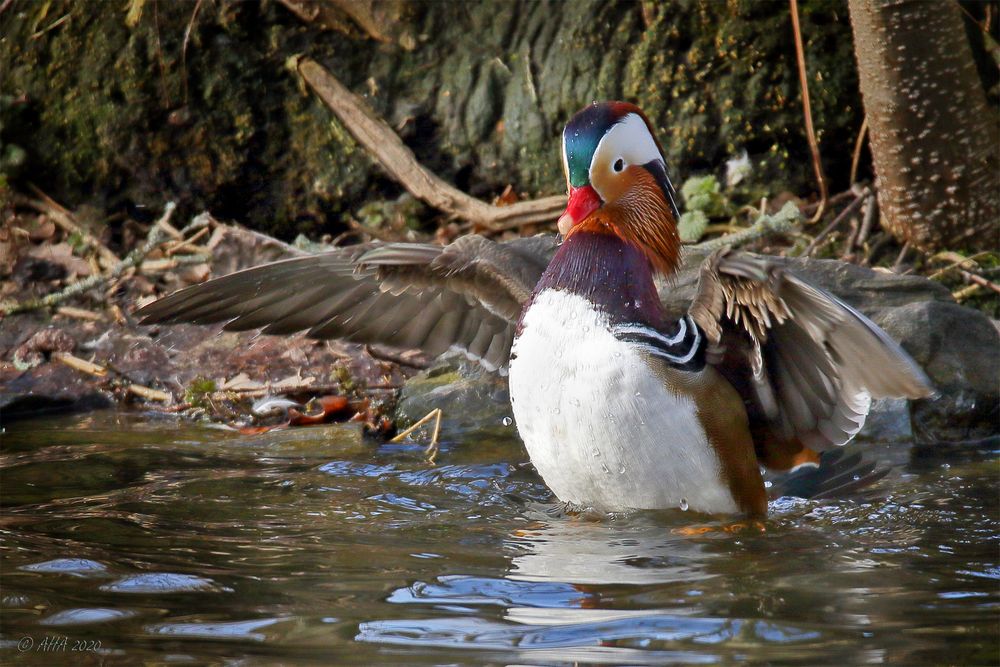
[849,0,999,252]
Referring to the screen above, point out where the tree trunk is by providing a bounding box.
[848,0,999,252]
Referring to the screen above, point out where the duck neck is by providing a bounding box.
[531,230,667,328]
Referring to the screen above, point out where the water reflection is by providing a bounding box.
[506,514,715,585]
[0,412,996,665]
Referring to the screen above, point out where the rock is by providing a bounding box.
[877,300,999,444]
[396,257,999,445]
[0,358,112,418]
[1,319,111,418]
[395,362,515,443]
[12,327,76,368]
[856,398,912,443]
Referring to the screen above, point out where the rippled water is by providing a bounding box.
[1,412,996,665]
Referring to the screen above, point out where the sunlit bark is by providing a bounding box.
[849,0,999,252]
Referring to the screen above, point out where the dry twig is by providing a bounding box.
[128,384,173,403]
[849,116,869,185]
[52,352,108,377]
[801,188,869,256]
[855,194,877,249]
[958,271,1000,296]
[789,0,828,223]
[892,242,911,273]
[56,306,104,322]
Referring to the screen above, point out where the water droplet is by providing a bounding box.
[634,391,641,397]
[552,407,560,415]
[501,416,513,427]
[601,463,610,475]
[618,463,626,474]
[679,498,689,511]
[569,398,581,407]
[853,474,861,482]
[592,448,601,458]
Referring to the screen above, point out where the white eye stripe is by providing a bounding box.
[589,113,664,198]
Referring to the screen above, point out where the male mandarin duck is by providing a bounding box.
[138,102,933,517]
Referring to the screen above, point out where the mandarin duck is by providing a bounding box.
[138,102,933,517]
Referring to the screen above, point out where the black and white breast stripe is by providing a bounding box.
[612,315,706,371]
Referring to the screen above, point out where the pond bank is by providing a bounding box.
[2,217,997,446]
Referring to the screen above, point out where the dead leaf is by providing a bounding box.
[29,217,56,242]
[219,373,265,391]
[28,243,92,279]
[288,395,350,426]
[495,184,519,207]
[179,263,211,285]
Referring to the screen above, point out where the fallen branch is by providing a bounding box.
[959,270,1000,296]
[294,57,566,230]
[140,254,210,273]
[128,384,173,403]
[692,201,799,253]
[56,306,105,322]
[52,352,108,377]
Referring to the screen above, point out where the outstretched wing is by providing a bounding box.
[688,248,934,470]
[136,234,558,373]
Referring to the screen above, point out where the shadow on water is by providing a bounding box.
[0,411,996,665]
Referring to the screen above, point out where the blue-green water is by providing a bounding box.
[1,412,996,665]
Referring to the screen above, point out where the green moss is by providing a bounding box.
[333,365,357,394]
[1,0,869,236]
[183,376,217,409]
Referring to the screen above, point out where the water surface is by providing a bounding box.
[1,412,996,665]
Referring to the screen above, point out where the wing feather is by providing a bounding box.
[690,248,933,466]
[136,235,557,372]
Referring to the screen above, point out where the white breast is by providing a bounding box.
[508,289,738,514]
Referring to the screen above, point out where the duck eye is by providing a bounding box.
[613,158,625,173]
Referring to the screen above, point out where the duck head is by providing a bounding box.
[558,102,681,276]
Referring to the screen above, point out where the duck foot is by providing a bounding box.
[390,407,443,464]
[671,520,766,536]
